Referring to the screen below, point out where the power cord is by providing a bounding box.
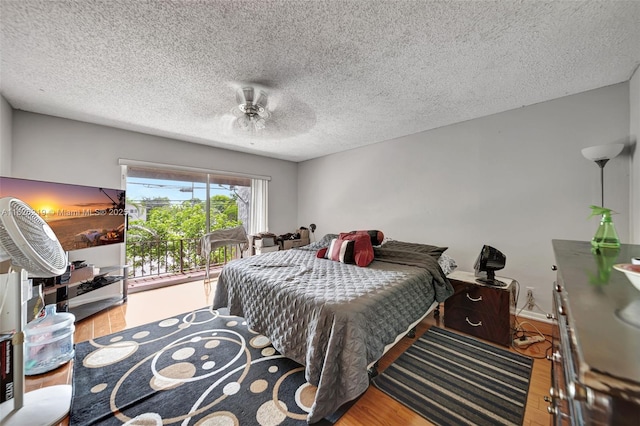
[476,275,553,357]
[503,277,555,355]
[511,335,553,359]
[511,315,553,358]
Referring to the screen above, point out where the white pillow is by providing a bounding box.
[438,253,458,276]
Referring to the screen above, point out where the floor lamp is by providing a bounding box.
[582,143,624,249]
[581,143,624,207]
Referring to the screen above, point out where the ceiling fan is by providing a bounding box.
[212,82,315,140]
[231,86,272,132]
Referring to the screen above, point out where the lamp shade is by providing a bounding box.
[581,144,624,162]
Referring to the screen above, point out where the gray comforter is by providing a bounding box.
[212,235,453,423]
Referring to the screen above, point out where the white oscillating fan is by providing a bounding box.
[0,197,72,426]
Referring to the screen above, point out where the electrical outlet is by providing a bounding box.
[526,288,535,310]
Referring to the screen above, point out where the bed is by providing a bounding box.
[212,234,455,423]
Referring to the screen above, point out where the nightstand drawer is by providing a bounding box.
[445,306,512,346]
[444,271,516,346]
[446,284,503,310]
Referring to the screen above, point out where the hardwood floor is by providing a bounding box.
[25,280,553,425]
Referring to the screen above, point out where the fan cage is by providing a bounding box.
[0,198,67,277]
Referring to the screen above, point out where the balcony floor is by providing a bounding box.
[128,266,223,294]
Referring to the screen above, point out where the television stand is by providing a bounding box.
[43,265,128,322]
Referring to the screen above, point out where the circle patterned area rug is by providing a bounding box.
[70,307,319,425]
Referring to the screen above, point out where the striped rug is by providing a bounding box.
[372,327,533,426]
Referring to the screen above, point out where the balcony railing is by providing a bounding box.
[126,237,241,279]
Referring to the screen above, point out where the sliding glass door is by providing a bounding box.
[122,165,264,279]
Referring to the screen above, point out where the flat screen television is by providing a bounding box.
[474,245,507,287]
[0,176,126,253]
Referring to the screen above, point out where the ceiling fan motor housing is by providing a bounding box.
[237,87,268,116]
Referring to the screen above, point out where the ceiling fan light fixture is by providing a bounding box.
[236,114,266,132]
[238,103,265,115]
[234,86,270,132]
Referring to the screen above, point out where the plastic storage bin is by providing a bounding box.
[24,304,75,375]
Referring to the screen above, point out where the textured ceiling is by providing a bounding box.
[1,1,640,162]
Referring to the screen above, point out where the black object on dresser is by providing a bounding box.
[444,270,516,347]
[549,240,640,425]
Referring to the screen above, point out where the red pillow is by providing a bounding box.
[320,237,356,264]
[351,230,385,246]
[338,232,374,267]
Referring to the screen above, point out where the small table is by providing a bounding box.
[444,270,516,346]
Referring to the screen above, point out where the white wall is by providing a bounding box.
[298,83,631,316]
[11,111,298,236]
[0,95,12,176]
[10,111,298,304]
[5,83,635,315]
[630,67,640,244]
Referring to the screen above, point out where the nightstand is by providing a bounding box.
[444,270,516,346]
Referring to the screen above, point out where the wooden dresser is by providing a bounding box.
[444,270,516,346]
[549,240,640,424]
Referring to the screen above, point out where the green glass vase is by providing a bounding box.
[591,210,620,249]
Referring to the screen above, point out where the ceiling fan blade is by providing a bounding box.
[214,113,240,135]
[256,109,271,119]
[231,107,244,118]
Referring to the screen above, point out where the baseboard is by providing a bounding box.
[516,310,553,324]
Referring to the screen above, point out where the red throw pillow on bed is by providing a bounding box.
[320,237,356,264]
[350,230,385,246]
[339,232,374,267]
